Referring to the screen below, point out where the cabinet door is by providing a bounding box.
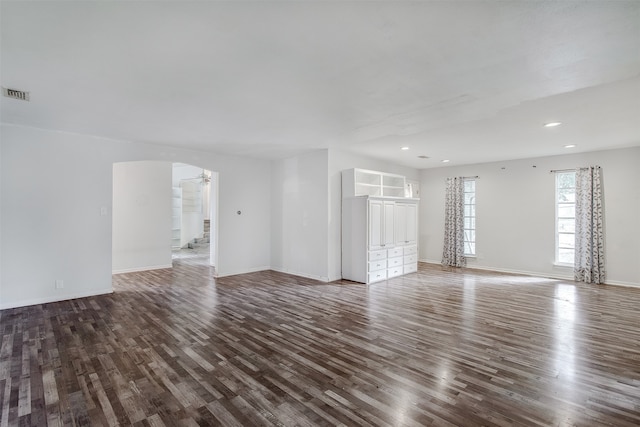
[395,203,407,245]
[369,200,395,249]
[395,202,418,245]
[368,200,384,249]
[405,203,417,245]
[383,201,395,247]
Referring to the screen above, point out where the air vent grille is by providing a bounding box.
[3,87,30,101]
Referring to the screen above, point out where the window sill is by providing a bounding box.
[465,255,477,259]
[553,262,573,268]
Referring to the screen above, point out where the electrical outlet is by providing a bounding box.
[55,280,64,289]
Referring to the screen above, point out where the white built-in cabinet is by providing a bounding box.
[342,169,419,284]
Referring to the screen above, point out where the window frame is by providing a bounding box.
[463,178,476,257]
[555,171,576,266]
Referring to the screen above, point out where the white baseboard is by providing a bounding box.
[602,280,640,289]
[216,265,271,278]
[418,259,639,288]
[219,266,330,282]
[270,267,330,283]
[0,288,114,310]
[462,264,573,281]
[112,264,173,275]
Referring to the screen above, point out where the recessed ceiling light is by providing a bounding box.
[401,146,410,150]
[442,159,450,163]
[564,144,576,148]
[544,122,562,127]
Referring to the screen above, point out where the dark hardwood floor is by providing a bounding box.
[1,262,640,426]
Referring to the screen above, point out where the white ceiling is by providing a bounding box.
[2,1,639,169]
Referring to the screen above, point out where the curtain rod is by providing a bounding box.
[446,176,478,180]
[549,168,576,173]
[550,166,600,173]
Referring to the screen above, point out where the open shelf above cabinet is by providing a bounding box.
[342,168,416,199]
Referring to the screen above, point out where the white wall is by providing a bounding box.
[271,150,329,281]
[112,161,172,273]
[7,121,634,311]
[0,126,114,308]
[269,148,419,283]
[328,149,419,281]
[0,124,271,309]
[172,163,203,186]
[179,181,204,247]
[0,133,3,299]
[419,147,640,286]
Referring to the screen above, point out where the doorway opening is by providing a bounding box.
[111,160,218,275]
[171,163,217,268]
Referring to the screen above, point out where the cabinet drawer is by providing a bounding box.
[387,247,403,258]
[403,245,417,256]
[387,266,403,278]
[368,249,387,261]
[404,263,418,274]
[368,260,386,272]
[404,254,417,265]
[368,270,387,283]
[387,256,403,268]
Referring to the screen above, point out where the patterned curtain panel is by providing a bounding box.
[442,177,466,267]
[574,166,605,284]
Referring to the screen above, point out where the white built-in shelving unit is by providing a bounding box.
[341,168,419,284]
[342,168,409,198]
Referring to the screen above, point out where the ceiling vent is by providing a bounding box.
[3,87,30,101]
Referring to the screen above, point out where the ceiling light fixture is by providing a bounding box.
[442,159,450,163]
[564,144,576,148]
[401,146,410,150]
[544,122,562,127]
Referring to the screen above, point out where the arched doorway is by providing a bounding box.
[111,160,218,274]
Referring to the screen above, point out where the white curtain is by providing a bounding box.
[442,177,466,267]
[574,166,605,284]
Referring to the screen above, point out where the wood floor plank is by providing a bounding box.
[1,261,640,425]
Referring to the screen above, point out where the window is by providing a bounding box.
[555,171,576,264]
[463,179,476,256]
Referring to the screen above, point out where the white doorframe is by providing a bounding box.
[209,171,219,274]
